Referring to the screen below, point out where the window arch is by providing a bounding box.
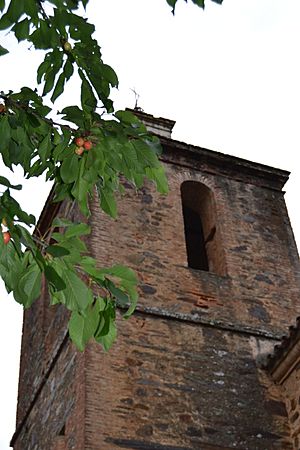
[181,181,225,275]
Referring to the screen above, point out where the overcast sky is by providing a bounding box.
[1,0,300,448]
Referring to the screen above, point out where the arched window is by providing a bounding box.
[182,203,209,270]
[181,181,225,275]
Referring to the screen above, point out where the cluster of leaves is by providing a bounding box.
[0,0,221,351]
[0,214,138,351]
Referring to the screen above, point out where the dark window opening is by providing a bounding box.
[180,180,226,275]
[182,205,209,270]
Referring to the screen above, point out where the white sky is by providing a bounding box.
[1,0,300,448]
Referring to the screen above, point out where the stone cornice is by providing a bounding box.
[159,137,290,192]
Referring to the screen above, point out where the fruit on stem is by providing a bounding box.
[75,137,84,147]
[63,42,72,52]
[83,140,92,150]
[3,231,11,245]
[75,147,84,155]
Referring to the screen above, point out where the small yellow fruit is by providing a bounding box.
[63,42,72,52]
[2,218,7,227]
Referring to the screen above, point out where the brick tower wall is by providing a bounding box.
[13,139,300,449]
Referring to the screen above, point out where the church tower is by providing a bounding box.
[12,111,300,449]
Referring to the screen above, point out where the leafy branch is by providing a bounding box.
[0,0,222,351]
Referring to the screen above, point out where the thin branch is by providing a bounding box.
[0,93,77,133]
[32,234,48,250]
[37,0,50,22]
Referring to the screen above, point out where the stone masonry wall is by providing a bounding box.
[14,338,86,450]
[85,313,292,450]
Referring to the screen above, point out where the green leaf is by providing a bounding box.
[37,53,52,84]
[23,0,39,21]
[144,136,162,155]
[60,106,85,128]
[192,0,205,7]
[0,115,11,149]
[14,225,36,248]
[60,105,84,124]
[10,0,25,21]
[42,69,57,96]
[68,302,99,351]
[46,245,70,258]
[30,22,52,50]
[71,158,90,216]
[102,64,118,88]
[145,166,169,194]
[60,153,79,184]
[79,258,105,281]
[41,49,64,95]
[3,251,28,296]
[166,0,177,8]
[0,176,22,190]
[52,217,75,228]
[53,141,72,162]
[38,133,52,163]
[91,264,138,319]
[80,76,97,114]
[1,194,36,227]
[64,58,74,82]
[27,113,41,128]
[115,109,141,127]
[0,14,12,31]
[45,265,66,291]
[18,262,42,308]
[68,311,86,351]
[97,184,117,219]
[109,265,138,284]
[107,281,129,307]
[53,183,72,203]
[51,71,66,103]
[64,223,91,238]
[81,0,89,9]
[0,238,17,272]
[12,18,30,42]
[95,302,117,351]
[122,288,138,319]
[64,271,93,310]
[51,234,87,253]
[41,21,59,48]
[0,45,8,56]
[0,0,25,30]
[53,262,93,311]
[106,265,138,318]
